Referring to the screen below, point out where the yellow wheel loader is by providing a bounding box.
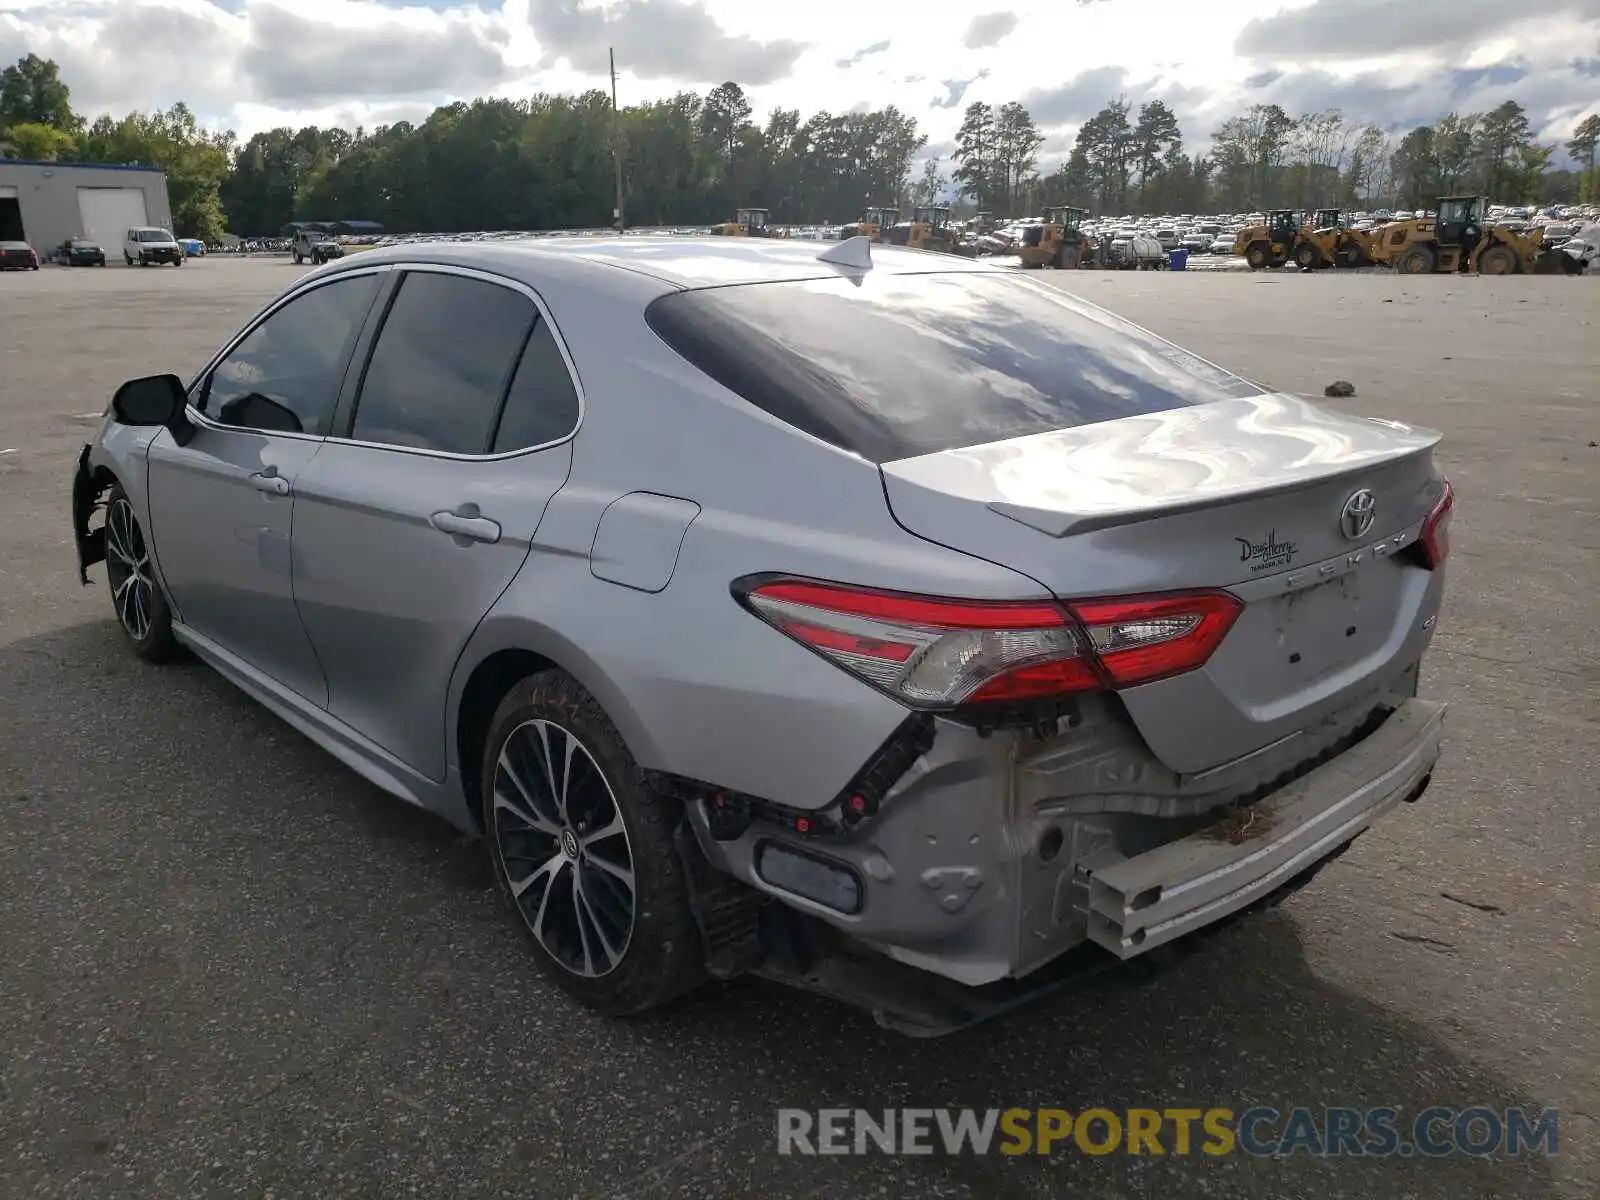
[1371,196,1555,275]
[884,205,974,256]
[1017,206,1093,269]
[1234,209,1300,269]
[836,207,899,242]
[710,207,785,238]
[1289,209,1381,269]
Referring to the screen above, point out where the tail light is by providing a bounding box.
[1416,478,1453,569]
[735,578,1241,712]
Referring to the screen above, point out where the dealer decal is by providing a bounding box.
[1236,529,1297,572]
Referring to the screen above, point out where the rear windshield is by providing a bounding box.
[644,272,1261,462]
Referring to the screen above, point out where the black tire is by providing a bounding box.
[1476,245,1517,276]
[483,670,703,1016]
[1336,244,1366,268]
[292,251,303,265]
[1395,245,1435,275]
[1294,243,1321,270]
[124,253,133,266]
[103,482,179,663]
[1245,242,1270,269]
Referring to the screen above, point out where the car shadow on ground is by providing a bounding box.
[0,620,1561,1199]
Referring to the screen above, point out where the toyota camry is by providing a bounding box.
[71,236,1451,1033]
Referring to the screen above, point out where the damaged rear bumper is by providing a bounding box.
[1086,698,1446,959]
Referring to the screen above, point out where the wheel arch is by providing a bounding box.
[448,623,661,832]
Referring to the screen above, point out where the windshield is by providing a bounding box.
[134,229,173,242]
[645,272,1263,463]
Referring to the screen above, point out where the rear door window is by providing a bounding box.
[646,272,1262,462]
[490,320,581,453]
[351,271,537,455]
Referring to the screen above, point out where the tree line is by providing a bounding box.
[2,52,1596,241]
[1002,99,1598,216]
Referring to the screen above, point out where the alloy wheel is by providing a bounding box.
[104,498,156,642]
[492,719,636,978]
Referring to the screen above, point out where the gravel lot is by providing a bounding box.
[1,256,1595,1199]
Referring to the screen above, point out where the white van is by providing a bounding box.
[124,227,184,266]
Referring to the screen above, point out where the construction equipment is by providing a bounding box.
[1234,210,1300,269]
[710,207,782,238]
[1370,196,1556,274]
[884,205,973,255]
[836,207,899,242]
[1291,209,1343,269]
[1286,209,1381,270]
[1017,206,1093,269]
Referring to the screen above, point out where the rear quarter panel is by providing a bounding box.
[450,272,1049,810]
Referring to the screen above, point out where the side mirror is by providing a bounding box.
[111,374,196,445]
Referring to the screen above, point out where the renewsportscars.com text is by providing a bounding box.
[776,1106,1559,1158]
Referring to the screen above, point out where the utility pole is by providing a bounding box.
[610,48,625,232]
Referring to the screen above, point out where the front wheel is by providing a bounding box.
[1245,242,1270,269]
[484,671,704,1016]
[1476,245,1517,275]
[103,483,178,662]
[1294,244,1321,270]
[124,253,133,266]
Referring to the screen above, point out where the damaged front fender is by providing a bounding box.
[72,443,108,585]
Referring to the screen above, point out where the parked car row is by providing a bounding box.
[0,228,219,270]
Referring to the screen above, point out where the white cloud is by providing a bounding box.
[0,0,1594,157]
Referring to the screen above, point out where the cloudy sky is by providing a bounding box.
[1,0,1597,163]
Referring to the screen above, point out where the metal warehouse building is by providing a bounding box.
[0,159,174,258]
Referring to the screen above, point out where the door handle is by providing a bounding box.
[249,469,289,496]
[430,505,501,544]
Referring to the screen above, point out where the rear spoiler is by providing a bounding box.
[883,394,1443,539]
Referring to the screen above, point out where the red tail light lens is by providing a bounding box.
[1071,591,1243,687]
[1417,478,1453,569]
[736,578,1241,711]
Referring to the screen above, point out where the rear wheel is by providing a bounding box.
[1294,244,1322,270]
[484,671,703,1016]
[1477,245,1517,275]
[1244,242,1272,269]
[103,483,178,663]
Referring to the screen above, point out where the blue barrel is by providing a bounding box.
[1168,248,1189,270]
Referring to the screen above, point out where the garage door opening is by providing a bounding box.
[0,193,23,242]
[77,186,149,257]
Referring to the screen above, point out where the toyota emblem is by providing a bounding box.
[1340,489,1377,540]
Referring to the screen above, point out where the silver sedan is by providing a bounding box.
[71,235,1453,1033]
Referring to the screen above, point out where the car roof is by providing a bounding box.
[336,235,1003,292]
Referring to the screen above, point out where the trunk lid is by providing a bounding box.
[880,393,1447,775]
